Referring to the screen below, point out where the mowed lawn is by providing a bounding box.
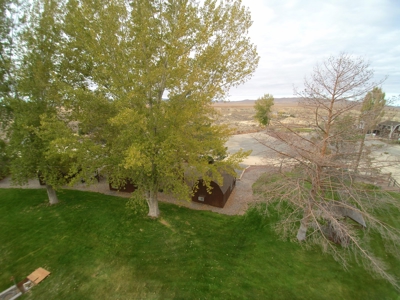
[0,189,399,299]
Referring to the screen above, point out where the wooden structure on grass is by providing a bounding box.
[191,171,236,208]
[0,267,51,298]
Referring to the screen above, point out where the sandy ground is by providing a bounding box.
[226,132,275,165]
[366,138,400,182]
[230,132,400,181]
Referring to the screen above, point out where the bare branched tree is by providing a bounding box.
[254,53,400,289]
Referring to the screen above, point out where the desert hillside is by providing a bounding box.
[213,98,400,134]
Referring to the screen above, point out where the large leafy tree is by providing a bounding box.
[0,0,28,177]
[0,0,11,102]
[0,0,17,178]
[55,0,258,216]
[254,53,400,289]
[5,0,76,204]
[0,0,21,102]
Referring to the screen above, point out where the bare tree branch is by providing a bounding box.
[253,53,400,290]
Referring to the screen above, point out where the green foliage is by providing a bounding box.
[0,0,26,133]
[57,0,258,216]
[0,188,399,299]
[354,87,386,171]
[126,189,149,216]
[360,87,386,130]
[0,139,9,179]
[254,93,274,126]
[361,87,386,113]
[4,0,72,190]
[2,0,257,210]
[0,0,20,100]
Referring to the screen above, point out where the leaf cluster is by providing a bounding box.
[2,0,258,210]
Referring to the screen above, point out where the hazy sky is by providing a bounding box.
[228,0,400,103]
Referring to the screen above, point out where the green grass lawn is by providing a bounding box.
[1,189,399,299]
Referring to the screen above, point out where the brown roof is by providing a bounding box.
[185,167,236,193]
[219,172,236,194]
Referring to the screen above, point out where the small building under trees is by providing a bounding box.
[109,180,137,193]
[191,171,236,208]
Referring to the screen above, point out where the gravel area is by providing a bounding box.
[366,138,400,182]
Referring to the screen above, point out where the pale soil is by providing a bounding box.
[213,99,400,134]
[215,100,400,181]
[366,138,400,182]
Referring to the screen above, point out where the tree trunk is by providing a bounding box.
[354,130,366,173]
[297,189,316,241]
[46,184,59,205]
[297,207,311,241]
[146,190,160,218]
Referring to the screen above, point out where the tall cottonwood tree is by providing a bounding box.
[0,0,12,102]
[254,53,400,289]
[55,0,257,216]
[0,0,26,147]
[0,0,18,178]
[5,0,70,204]
[0,0,23,103]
